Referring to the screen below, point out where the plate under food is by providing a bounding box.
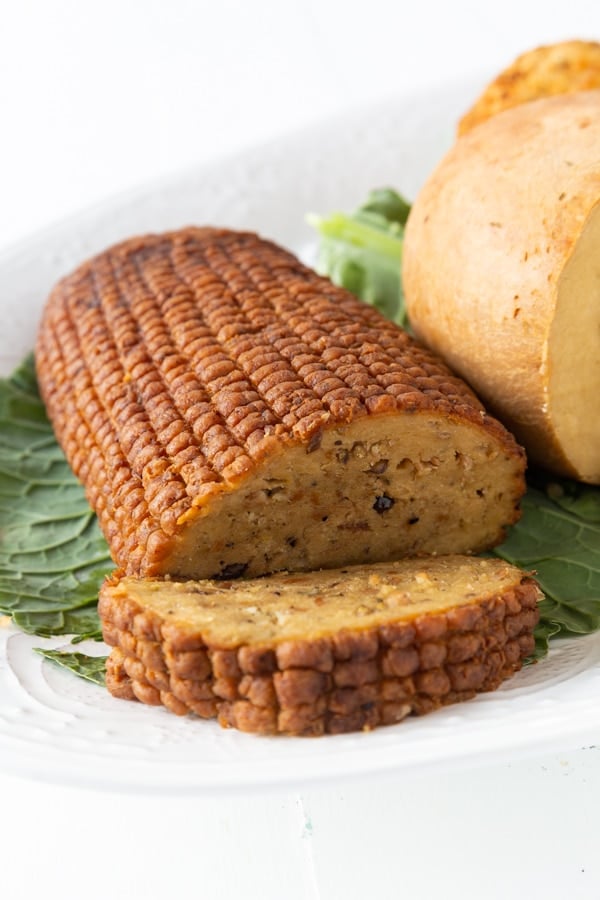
[2,78,600,793]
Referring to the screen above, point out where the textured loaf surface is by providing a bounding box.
[99,556,541,736]
[36,227,526,578]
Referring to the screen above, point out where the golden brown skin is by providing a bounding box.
[99,557,540,736]
[459,39,600,134]
[36,228,526,577]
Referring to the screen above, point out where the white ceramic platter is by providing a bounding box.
[2,79,600,794]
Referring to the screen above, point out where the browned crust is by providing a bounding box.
[459,39,600,135]
[99,573,540,736]
[35,227,524,576]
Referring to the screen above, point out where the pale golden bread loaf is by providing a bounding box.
[404,91,600,483]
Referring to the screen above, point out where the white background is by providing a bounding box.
[1,2,600,898]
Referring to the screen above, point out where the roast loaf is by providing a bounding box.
[36,227,526,580]
[99,556,541,735]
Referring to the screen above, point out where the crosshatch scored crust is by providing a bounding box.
[36,227,526,579]
[99,557,541,736]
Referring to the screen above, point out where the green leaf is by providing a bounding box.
[71,628,104,644]
[494,476,600,658]
[34,648,107,686]
[13,604,107,638]
[535,594,600,636]
[358,187,411,226]
[528,619,562,662]
[308,187,409,329]
[545,479,600,522]
[0,356,111,667]
[9,352,43,395]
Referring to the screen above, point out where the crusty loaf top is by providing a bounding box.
[36,228,524,574]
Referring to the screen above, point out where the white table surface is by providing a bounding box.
[1,2,599,898]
